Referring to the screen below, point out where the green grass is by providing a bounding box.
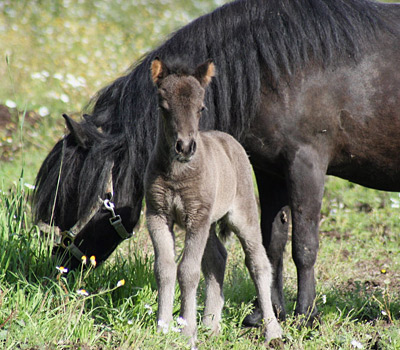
[1,1,399,349]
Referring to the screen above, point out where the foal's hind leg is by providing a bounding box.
[146,213,176,330]
[229,209,282,344]
[201,224,227,334]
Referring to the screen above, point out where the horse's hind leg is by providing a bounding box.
[146,213,176,330]
[201,223,227,334]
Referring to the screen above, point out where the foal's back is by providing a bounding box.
[195,130,256,224]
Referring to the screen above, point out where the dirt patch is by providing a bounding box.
[0,105,42,161]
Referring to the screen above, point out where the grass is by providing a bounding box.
[1,1,399,349]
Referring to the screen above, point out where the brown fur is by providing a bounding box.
[144,59,282,346]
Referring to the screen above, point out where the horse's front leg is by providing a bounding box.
[287,145,327,324]
[178,221,211,344]
[147,213,176,330]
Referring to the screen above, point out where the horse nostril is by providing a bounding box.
[175,139,184,154]
[190,140,197,154]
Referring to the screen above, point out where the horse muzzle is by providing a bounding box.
[175,138,197,162]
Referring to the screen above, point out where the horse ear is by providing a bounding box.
[151,57,169,85]
[194,60,215,87]
[63,114,90,149]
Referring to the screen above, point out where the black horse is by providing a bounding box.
[34,0,400,325]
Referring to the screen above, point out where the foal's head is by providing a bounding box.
[151,58,215,163]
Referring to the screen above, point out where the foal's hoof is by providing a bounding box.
[267,338,284,350]
[243,305,263,327]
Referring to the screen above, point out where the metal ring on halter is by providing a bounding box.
[103,199,116,217]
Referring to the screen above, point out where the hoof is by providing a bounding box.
[267,338,284,350]
[243,305,263,327]
[295,311,320,329]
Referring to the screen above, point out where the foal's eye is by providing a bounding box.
[159,99,170,111]
[199,106,206,113]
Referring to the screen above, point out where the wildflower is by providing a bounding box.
[381,310,388,316]
[351,340,363,349]
[144,304,153,315]
[322,294,327,304]
[128,319,134,325]
[24,183,35,190]
[117,279,125,287]
[171,326,181,333]
[56,266,68,274]
[380,269,387,274]
[90,255,96,267]
[60,93,70,103]
[176,317,187,326]
[5,100,16,108]
[77,289,89,296]
[158,319,169,334]
[38,106,49,116]
[81,255,87,265]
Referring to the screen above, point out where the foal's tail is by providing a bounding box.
[216,219,233,244]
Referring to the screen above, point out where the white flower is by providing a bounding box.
[322,294,327,304]
[5,100,16,108]
[77,289,89,296]
[56,266,68,274]
[38,106,49,116]
[116,279,125,287]
[381,310,387,316]
[90,255,96,267]
[390,198,400,208]
[66,73,86,88]
[24,183,35,190]
[158,319,169,334]
[351,339,363,349]
[176,317,187,326]
[60,94,70,103]
[144,304,153,315]
[128,319,133,325]
[53,73,63,80]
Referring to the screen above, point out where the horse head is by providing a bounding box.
[34,114,141,270]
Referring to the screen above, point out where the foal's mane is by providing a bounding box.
[34,0,394,222]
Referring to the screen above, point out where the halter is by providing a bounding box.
[38,169,133,262]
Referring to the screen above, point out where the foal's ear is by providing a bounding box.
[151,57,169,85]
[63,114,90,149]
[194,60,215,87]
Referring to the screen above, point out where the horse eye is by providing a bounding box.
[199,106,206,113]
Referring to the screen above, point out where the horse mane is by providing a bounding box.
[34,0,394,223]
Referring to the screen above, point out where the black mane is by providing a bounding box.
[34,0,394,223]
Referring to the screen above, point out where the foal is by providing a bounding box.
[144,58,282,346]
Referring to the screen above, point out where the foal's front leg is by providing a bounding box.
[147,213,176,330]
[178,222,211,343]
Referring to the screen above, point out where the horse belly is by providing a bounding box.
[329,117,400,191]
